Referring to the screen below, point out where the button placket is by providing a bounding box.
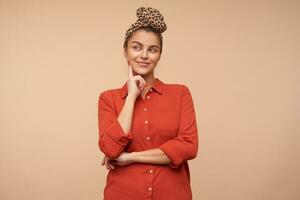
[143,94,152,146]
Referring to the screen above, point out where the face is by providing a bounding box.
[123,30,161,77]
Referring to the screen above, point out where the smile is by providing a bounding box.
[137,62,150,66]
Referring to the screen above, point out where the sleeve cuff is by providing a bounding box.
[159,144,182,169]
[106,118,133,146]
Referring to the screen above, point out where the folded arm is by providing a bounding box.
[106,85,198,168]
[98,91,136,159]
[158,85,198,168]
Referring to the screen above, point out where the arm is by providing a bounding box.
[106,148,171,168]
[117,94,136,136]
[158,85,199,168]
[111,85,198,168]
[98,91,136,159]
[130,148,171,165]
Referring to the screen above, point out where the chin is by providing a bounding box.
[132,66,152,75]
[134,70,150,76]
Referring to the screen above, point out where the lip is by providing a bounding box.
[137,61,151,66]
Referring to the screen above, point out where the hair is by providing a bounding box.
[123,26,163,54]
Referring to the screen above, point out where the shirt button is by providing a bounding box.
[146,95,150,99]
[144,120,148,124]
[148,187,152,191]
[149,169,153,173]
[144,108,147,111]
[146,136,151,141]
[149,88,153,92]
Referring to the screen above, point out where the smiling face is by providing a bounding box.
[123,29,162,77]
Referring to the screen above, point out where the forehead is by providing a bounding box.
[128,30,160,47]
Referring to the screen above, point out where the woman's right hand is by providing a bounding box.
[126,65,146,99]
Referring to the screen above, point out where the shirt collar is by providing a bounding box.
[120,77,164,99]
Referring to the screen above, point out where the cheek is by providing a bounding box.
[150,54,161,62]
[127,51,139,59]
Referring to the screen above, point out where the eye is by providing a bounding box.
[132,45,141,50]
[149,48,158,53]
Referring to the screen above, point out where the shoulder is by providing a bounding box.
[98,88,117,97]
[98,87,120,103]
[164,82,192,94]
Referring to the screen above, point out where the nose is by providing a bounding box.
[141,49,148,59]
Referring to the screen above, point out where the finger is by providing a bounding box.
[106,163,111,170]
[105,160,112,170]
[107,161,115,170]
[137,75,146,89]
[108,162,115,170]
[128,65,133,78]
[101,157,106,165]
[133,76,141,88]
[141,78,146,90]
[105,163,109,170]
[135,76,145,89]
[104,160,109,170]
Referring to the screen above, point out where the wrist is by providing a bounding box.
[129,152,138,163]
[126,94,137,102]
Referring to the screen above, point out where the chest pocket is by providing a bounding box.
[153,128,178,145]
[151,110,179,132]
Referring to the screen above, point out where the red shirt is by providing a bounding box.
[98,77,199,200]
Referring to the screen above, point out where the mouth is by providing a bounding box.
[137,61,151,67]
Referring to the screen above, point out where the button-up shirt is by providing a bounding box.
[98,78,199,200]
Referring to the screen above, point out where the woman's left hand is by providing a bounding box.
[101,155,116,170]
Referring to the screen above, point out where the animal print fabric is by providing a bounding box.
[124,7,167,43]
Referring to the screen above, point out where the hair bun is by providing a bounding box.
[136,7,167,33]
[123,7,167,48]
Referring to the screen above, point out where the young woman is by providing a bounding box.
[98,7,199,200]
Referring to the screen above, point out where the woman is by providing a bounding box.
[98,7,198,200]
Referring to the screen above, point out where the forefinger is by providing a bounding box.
[128,65,133,78]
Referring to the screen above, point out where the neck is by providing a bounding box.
[143,75,156,88]
[137,73,156,98]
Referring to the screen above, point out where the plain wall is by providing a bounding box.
[0,0,299,199]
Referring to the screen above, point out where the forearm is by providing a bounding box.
[131,148,171,165]
[117,95,136,135]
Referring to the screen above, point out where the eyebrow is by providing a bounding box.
[130,41,160,48]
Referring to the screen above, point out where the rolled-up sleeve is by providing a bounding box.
[98,91,133,159]
[158,85,199,168]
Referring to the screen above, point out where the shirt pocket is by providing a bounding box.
[152,110,179,132]
[155,128,178,142]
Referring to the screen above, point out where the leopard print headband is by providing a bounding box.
[124,7,167,45]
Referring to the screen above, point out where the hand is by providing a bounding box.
[101,152,135,170]
[113,152,135,166]
[127,65,146,99]
[101,155,116,170]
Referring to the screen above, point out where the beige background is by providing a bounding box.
[1,0,299,199]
